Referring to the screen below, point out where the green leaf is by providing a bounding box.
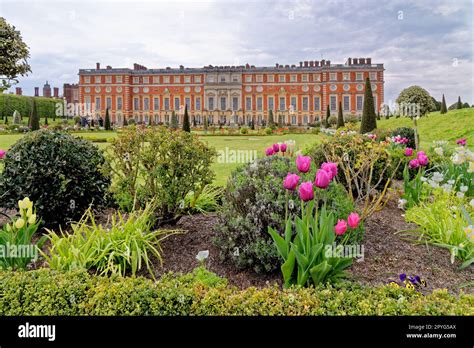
[281,249,296,288]
[310,261,332,285]
[267,226,288,260]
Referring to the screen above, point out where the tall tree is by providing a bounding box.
[29,99,40,131]
[440,94,447,114]
[203,113,208,133]
[336,101,345,128]
[0,18,32,91]
[360,77,377,133]
[182,104,191,132]
[457,96,463,109]
[104,108,111,130]
[325,105,330,128]
[268,109,275,128]
[123,115,128,126]
[170,111,178,130]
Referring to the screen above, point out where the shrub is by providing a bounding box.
[214,156,363,273]
[0,130,110,226]
[239,126,249,135]
[264,127,272,135]
[42,205,180,278]
[0,268,472,316]
[396,85,435,117]
[105,126,216,222]
[391,127,416,149]
[328,115,337,126]
[360,77,377,133]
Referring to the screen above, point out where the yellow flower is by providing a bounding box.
[388,282,399,288]
[6,223,12,232]
[406,282,415,290]
[26,207,33,218]
[18,197,33,210]
[28,214,36,225]
[15,218,25,229]
[468,161,474,173]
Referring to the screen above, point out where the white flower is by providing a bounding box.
[442,183,453,193]
[470,199,474,207]
[434,147,444,156]
[460,185,468,193]
[428,180,439,188]
[447,179,455,185]
[398,198,407,210]
[456,192,465,199]
[196,250,209,262]
[452,153,465,165]
[431,172,444,183]
[420,176,427,182]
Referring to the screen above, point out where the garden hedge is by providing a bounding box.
[0,268,472,316]
[0,94,60,121]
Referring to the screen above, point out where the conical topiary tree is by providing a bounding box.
[44,114,48,126]
[105,108,111,130]
[360,77,377,133]
[171,110,178,130]
[440,94,447,114]
[4,114,8,124]
[123,115,128,126]
[325,105,330,128]
[29,100,40,131]
[336,101,345,128]
[203,114,208,133]
[457,96,463,109]
[268,109,275,128]
[182,105,191,132]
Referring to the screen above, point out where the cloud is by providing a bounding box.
[2,0,472,105]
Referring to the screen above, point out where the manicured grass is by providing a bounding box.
[376,108,474,148]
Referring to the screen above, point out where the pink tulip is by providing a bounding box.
[409,159,420,169]
[334,219,348,235]
[347,212,360,229]
[416,151,426,157]
[321,162,338,180]
[280,143,287,153]
[296,155,311,173]
[314,169,331,189]
[272,143,280,153]
[456,138,467,146]
[404,147,413,156]
[298,181,314,201]
[418,154,429,166]
[265,147,274,156]
[0,150,6,159]
[283,173,300,191]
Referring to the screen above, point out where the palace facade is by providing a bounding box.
[78,58,384,126]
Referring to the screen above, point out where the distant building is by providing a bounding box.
[34,87,39,97]
[63,83,79,104]
[15,87,22,95]
[43,81,51,98]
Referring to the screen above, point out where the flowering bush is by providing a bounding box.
[0,198,46,270]
[401,151,430,209]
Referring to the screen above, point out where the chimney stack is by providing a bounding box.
[34,87,39,97]
[309,61,314,67]
[96,62,100,70]
[353,58,358,64]
[359,58,365,65]
[314,61,319,67]
[106,65,112,69]
[15,87,22,95]
[326,60,331,66]
[366,58,372,65]
[321,59,325,66]
[303,61,308,67]
[53,87,59,98]
[299,61,303,67]
[347,57,352,65]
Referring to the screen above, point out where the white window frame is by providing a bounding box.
[116,76,123,83]
[267,74,274,82]
[143,76,149,84]
[329,73,337,81]
[356,72,363,81]
[343,95,350,111]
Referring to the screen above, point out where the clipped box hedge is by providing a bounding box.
[0,268,472,316]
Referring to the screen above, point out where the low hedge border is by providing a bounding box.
[0,268,472,316]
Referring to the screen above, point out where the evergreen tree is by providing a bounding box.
[325,105,330,128]
[29,99,40,131]
[360,77,377,133]
[44,114,48,125]
[203,114,208,133]
[268,109,275,128]
[457,96,463,109]
[104,108,111,130]
[123,115,128,126]
[440,94,447,114]
[250,117,255,130]
[91,118,95,127]
[192,115,196,127]
[377,111,380,120]
[170,111,178,130]
[182,105,191,132]
[336,101,345,128]
[4,114,8,124]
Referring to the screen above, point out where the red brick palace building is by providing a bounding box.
[78,58,384,126]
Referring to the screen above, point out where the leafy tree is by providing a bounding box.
[0,18,31,91]
[325,105,330,128]
[104,108,111,130]
[170,111,178,130]
[462,102,469,109]
[91,118,95,127]
[457,96,463,109]
[440,94,447,114]
[396,85,435,117]
[182,105,191,132]
[268,109,275,128]
[430,97,441,111]
[29,99,40,131]
[336,101,345,128]
[360,77,377,133]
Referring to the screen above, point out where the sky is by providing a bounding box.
[1,0,473,105]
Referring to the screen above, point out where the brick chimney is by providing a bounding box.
[304,61,309,67]
[53,87,59,98]
[366,58,372,65]
[96,62,100,70]
[34,87,39,97]
[347,57,352,65]
[299,61,303,67]
[106,65,112,69]
[314,61,319,67]
[359,58,365,64]
[326,60,331,66]
[15,87,22,95]
[309,61,314,67]
[353,58,358,64]
[321,59,326,66]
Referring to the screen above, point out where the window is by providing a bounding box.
[163,76,170,83]
[343,73,350,81]
[246,97,252,110]
[195,76,201,83]
[207,76,215,83]
[174,76,180,83]
[330,95,337,111]
[330,73,337,81]
[279,97,285,110]
[268,96,274,111]
[133,77,139,84]
[245,75,252,82]
[117,97,123,110]
[290,75,297,82]
[267,74,274,82]
[314,96,320,111]
[343,95,350,111]
[154,97,159,110]
[164,98,170,110]
[303,115,308,124]
[232,75,239,82]
[356,73,363,81]
[105,76,112,83]
[220,97,226,110]
[133,98,139,110]
[290,96,297,109]
[313,74,321,82]
[279,75,286,82]
[232,97,238,111]
[153,76,160,83]
[106,97,112,109]
[185,97,191,108]
[144,97,149,111]
[356,95,363,111]
[184,76,191,83]
[196,97,201,110]
[84,76,91,84]
[95,76,101,83]
[220,76,226,82]
[143,77,149,84]
[302,74,308,82]
[291,115,296,125]
[208,97,215,110]
[302,96,308,111]
[256,75,263,83]
[257,97,263,111]
[117,76,123,83]
[95,97,101,110]
[370,72,377,81]
[174,97,180,110]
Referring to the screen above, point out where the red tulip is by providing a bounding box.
[283,173,300,191]
[296,155,311,173]
[321,162,338,180]
[280,143,287,153]
[347,212,360,229]
[409,159,420,169]
[298,181,314,201]
[272,143,280,153]
[404,147,413,156]
[335,219,348,235]
[265,147,274,156]
[314,169,330,189]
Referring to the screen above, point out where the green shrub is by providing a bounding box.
[0,130,110,226]
[328,115,337,126]
[264,127,272,135]
[239,126,249,135]
[0,268,471,316]
[214,156,363,273]
[184,184,224,214]
[105,126,216,222]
